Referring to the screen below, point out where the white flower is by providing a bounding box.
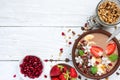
[83,44,91,53]
[88,57,96,66]
[75,56,83,64]
[102,57,111,66]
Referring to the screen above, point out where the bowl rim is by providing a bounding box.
[18,55,44,80]
[72,29,120,79]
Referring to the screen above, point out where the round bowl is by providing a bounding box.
[18,55,44,80]
[50,63,78,80]
[72,29,120,79]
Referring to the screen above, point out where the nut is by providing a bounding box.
[98,0,120,24]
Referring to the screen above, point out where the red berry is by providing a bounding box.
[52,77,60,80]
[70,68,78,78]
[50,66,61,77]
[61,32,65,36]
[95,61,99,64]
[59,73,66,80]
[108,63,113,66]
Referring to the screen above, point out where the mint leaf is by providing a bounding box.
[109,54,118,62]
[90,66,98,74]
[78,50,84,56]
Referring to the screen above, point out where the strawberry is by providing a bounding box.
[70,68,78,78]
[105,42,116,55]
[52,77,60,80]
[63,66,67,72]
[90,46,103,58]
[50,66,61,77]
[59,73,66,80]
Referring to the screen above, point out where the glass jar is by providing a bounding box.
[88,0,120,28]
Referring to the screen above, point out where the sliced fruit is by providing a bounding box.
[105,42,116,55]
[70,68,78,78]
[109,54,118,62]
[84,34,94,41]
[50,65,61,77]
[90,66,98,74]
[63,66,68,72]
[90,46,103,58]
[52,77,60,80]
[59,73,66,80]
[78,50,84,56]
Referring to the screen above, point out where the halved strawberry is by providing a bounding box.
[52,77,60,80]
[105,42,116,55]
[90,46,103,58]
[63,66,67,72]
[50,66,61,77]
[70,68,78,78]
[59,73,66,80]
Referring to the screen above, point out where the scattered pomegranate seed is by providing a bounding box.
[44,59,48,62]
[61,32,65,36]
[60,48,63,53]
[95,61,99,64]
[44,75,47,78]
[13,74,16,78]
[90,56,92,59]
[108,63,112,66]
[68,41,72,45]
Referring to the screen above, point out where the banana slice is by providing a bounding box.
[84,35,94,41]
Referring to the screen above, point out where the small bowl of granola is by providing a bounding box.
[72,29,120,79]
[96,0,120,27]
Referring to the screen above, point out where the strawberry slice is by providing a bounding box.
[70,68,78,78]
[105,42,116,55]
[90,46,103,58]
[50,66,61,77]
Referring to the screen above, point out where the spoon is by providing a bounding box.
[106,27,120,42]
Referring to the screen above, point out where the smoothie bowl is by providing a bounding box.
[72,29,120,79]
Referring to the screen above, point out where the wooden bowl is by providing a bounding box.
[72,29,120,79]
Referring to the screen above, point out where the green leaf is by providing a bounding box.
[90,66,98,74]
[78,50,84,56]
[109,54,118,62]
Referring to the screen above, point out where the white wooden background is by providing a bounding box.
[0,0,120,80]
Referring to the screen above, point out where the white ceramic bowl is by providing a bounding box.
[18,55,44,80]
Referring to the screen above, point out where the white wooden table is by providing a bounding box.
[0,0,120,80]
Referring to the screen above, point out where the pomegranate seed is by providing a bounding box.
[61,32,65,36]
[108,63,112,66]
[90,56,92,59]
[44,59,48,62]
[13,74,16,78]
[68,41,72,45]
[60,48,63,53]
[44,75,47,78]
[95,61,99,64]
[83,70,87,74]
